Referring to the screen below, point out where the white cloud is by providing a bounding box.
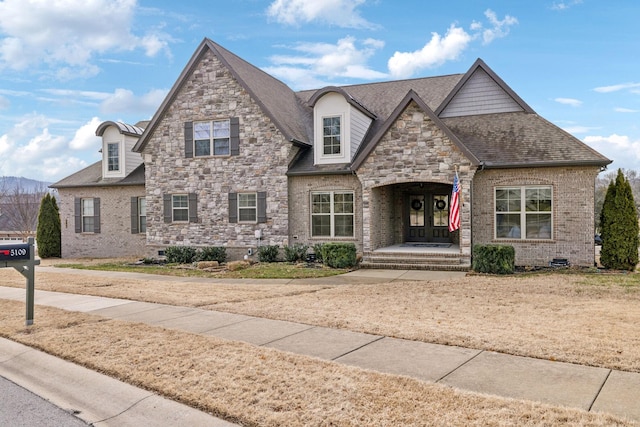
[0,0,172,76]
[0,114,94,181]
[265,37,387,89]
[551,0,583,11]
[388,25,472,79]
[266,0,375,29]
[615,107,640,113]
[473,9,518,45]
[594,82,640,93]
[554,97,582,107]
[583,134,640,169]
[100,88,167,115]
[69,117,103,150]
[562,125,599,134]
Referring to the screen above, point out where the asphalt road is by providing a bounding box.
[0,375,88,426]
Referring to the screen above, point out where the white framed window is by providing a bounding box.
[238,193,257,223]
[81,198,95,233]
[311,191,354,237]
[172,194,189,222]
[322,116,342,156]
[495,186,552,240]
[107,142,120,171]
[194,119,230,156]
[138,197,147,232]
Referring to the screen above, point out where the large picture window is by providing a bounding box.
[322,116,341,156]
[495,186,552,239]
[311,191,354,237]
[194,119,230,156]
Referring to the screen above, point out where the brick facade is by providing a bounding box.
[57,185,146,258]
[140,50,297,255]
[471,166,599,266]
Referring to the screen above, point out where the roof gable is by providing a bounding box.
[351,90,480,170]
[133,38,311,153]
[437,58,534,118]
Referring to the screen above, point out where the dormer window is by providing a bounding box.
[323,116,342,156]
[107,143,120,172]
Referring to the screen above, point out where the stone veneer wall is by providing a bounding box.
[356,101,475,255]
[471,166,600,267]
[141,50,297,257]
[288,174,363,253]
[57,185,146,258]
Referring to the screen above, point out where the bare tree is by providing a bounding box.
[0,181,48,238]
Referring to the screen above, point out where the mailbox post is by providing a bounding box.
[0,237,39,325]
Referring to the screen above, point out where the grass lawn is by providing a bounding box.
[1,262,639,425]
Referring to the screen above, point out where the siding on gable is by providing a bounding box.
[350,106,371,160]
[439,68,524,118]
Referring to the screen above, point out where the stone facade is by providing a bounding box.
[356,102,476,257]
[472,166,599,267]
[141,50,297,255]
[57,185,146,258]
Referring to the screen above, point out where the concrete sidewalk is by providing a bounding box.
[1,269,639,424]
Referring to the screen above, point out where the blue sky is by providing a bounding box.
[0,0,638,182]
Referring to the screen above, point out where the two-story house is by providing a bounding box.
[126,38,610,268]
[52,38,610,267]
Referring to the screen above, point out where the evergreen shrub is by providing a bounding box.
[472,244,515,274]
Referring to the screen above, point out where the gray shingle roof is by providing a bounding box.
[441,112,611,168]
[50,162,145,189]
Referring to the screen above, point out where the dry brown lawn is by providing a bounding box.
[1,261,640,425]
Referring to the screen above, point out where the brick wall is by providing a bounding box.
[471,166,599,266]
[288,174,363,252]
[57,185,146,258]
[141,49,296,256]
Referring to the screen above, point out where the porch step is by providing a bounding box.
[361,251,471,271]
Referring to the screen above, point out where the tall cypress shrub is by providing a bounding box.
[600,169,639,270]
[36,193,61,258]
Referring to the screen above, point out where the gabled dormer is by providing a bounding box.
[436,58,534,118]
[308,87,376,165]
[96,121,145,179]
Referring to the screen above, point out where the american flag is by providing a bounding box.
[449,172,461,232]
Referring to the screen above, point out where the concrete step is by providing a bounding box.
[361,251,471,271]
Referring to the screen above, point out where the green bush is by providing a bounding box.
[164,246,198,264]
[600,169,639,271]
[312,243,325,263]
[257,245,280,263]
[322,242,357,268]
[472,244,515,274]
[197,246,227,263]
[284,243,309,262]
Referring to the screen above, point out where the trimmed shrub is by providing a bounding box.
[284,243,309,262]
[164,246,198,264]
[197,246,227,263]
[312,243,325,263]
[257,245,280,263]
[322,242,357,268]
[472,244,515,274]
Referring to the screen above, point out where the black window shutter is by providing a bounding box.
[188,193,198,223]
[257,191,267,223]
[228,193,238,223]
[230,117,240,156]
[131,197,139,234]
[74,198,81,233]
[163,194,172,223]
[93,198,101,233]
[184,121,193,158]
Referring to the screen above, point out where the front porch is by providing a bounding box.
[361,243,471,271]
